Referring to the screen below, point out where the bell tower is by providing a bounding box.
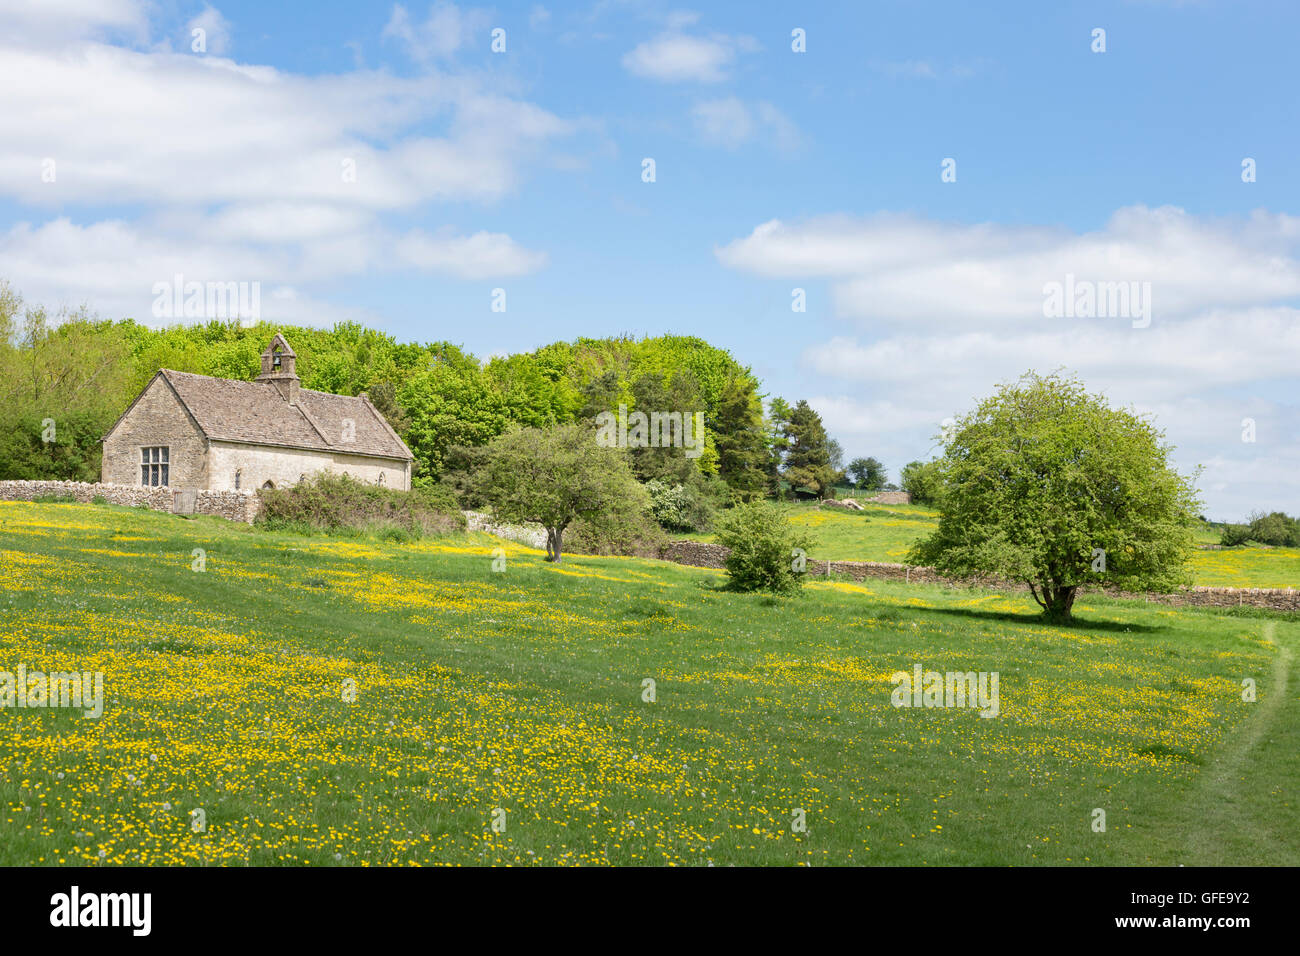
[256,332,300,405]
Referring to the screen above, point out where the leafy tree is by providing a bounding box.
[709,375,769,500]
[365,380,410,435]
[847,456,887,491]
[473,424,649,563]
[899,459,945,505]
[0,285,131,481]
[1219,523,1252,547]
[781,400,835,499]
[827,438,845,473]
[714,501,812,594]
[1246,511,1300,547]
[909,372,1201,623]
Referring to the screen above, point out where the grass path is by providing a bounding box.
[1180,623,1296,865]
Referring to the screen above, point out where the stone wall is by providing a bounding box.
[102,375,209,487]
[656,540,1299,612]
[864,491,912,505]
[207,441,410,493]
[463,510,548,550]
[0,480,261,524]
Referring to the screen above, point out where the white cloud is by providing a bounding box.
[717,206,1300,328]
[382,2,491,62]
[392,229,548,278]
[622,30,757,83]
[186,5,232,56]
[691,97,800,151]
[0,0,149,45]
[717,206,1300,518]
[0,215,548,324]
[0,41,571,209]
[0,4,566,326]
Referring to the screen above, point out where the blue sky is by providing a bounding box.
[1,0,1297,519]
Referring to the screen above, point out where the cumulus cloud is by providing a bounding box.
[0,3,565,326]
[717,206,1300,518]
[381,1,491,62]
[622,30,758,83]
[186,5,232,56]
[0,0,149,45]
[691,97,800,151]
[717,206,1300,327]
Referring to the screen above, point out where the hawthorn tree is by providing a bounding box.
[908,372,1200,623]
[473,424,649,563]
[848,456,887,491]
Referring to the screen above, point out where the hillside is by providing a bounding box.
[2,500,1296,866]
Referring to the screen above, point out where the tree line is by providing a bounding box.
[0,281,904,526]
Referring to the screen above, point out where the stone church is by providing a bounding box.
[102,333,413,492]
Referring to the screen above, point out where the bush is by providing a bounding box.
[566,509,667,557]
[1219,523,1252,547]
[256,473,466,538]
[645,478,715,533]
[899,459,945,506]
[1247,511,1300,547]
[714,501,811,594]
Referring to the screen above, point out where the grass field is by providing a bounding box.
[1,499,1297,866]
[685,502,1300,588]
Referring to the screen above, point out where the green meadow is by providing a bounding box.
[686,501,1300,588]
[0,500,1296,866]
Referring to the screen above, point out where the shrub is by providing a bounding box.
[566,509,667,557]
[714,501,811,594]
[1219,523,1252,547]
[256,473,466,538]
[899,459,945,506]
[644,478,714,533]
[1247,511,1300,547]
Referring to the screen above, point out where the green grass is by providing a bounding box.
[687,502,1300,587]
[1,499,1297,866]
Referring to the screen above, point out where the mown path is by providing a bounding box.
[1181,622,1296,865]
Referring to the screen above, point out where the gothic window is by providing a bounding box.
[141,447,169,486]
[261,480,275,490]
[377,472,385,487]
[234,470,241,490]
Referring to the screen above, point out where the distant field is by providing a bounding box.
[687,502,1300,588]
[1,500,1296,866]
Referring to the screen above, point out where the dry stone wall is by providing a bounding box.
[656,540,1300,612]
[0,480,261,524]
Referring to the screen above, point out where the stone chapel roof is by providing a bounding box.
[142,368,413,461]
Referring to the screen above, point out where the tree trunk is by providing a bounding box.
[1029,582,1078,623]
[545,526,563,563]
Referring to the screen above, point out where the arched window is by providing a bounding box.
[234,470,241,490]
[377,472,385,487]
[261,480,275,490]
